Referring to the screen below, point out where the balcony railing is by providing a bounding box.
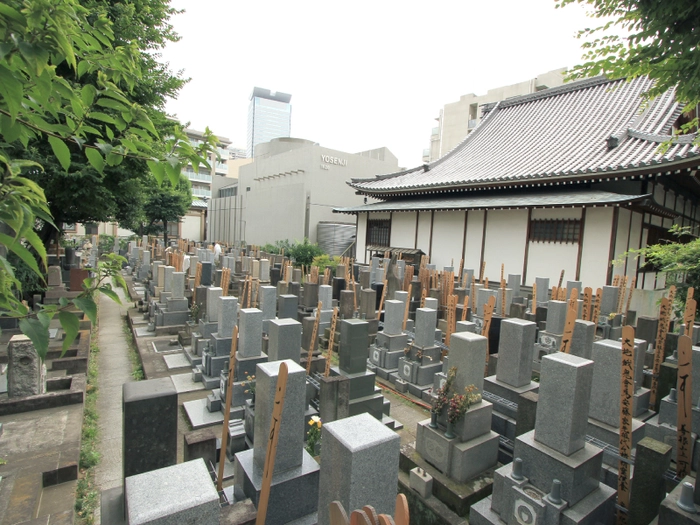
[185,171,212,183]
[191,187,211,197]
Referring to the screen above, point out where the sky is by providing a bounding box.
[160,0,596,169]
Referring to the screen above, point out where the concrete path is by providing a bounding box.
[93,286,133,525]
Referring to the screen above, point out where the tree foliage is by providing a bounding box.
[0,0,218,357]
[288,239,325,267]
[559,0,700,136]
[618,225,699,318]
[122,174,192,245]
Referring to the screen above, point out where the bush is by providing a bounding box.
[312,254,342,273]
[288,239,324,266]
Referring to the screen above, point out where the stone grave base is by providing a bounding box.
[183,397,244,429]
[163,352,190,370]
[150,339,183,354]
[483,375,539,405]
[348,390,385,420]
[514,430,602,507]
[183,346,202,367]
[366,362,398,381]
[632,386,651,417]
[399,440,496,517]
[0,374,85,416]
[644,416,700,471]
[234,449,320,525]
[586,417,645,467]
[100,486,126,525]
[470,482,616,525]
[125,459,219,525]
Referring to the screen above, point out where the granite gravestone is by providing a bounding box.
[233,360,320,524]
[123,377,177,481]
[317,413,400,525]
[470,352,616,525]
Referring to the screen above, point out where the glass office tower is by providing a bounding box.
[247,87,292,158]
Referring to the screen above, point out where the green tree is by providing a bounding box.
[0,0,218,357]
[128,174,192,246]
[618,225,699,318]
[17,0,189,244]
[559,0,700,137]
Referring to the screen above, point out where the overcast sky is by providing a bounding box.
[160,0,596,168]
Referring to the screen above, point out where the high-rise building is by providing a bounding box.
[246,87,292,158]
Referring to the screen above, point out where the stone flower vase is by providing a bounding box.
[445,420,456,439]
[429,411,439,429]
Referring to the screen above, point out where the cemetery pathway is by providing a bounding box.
[93,285,133,525]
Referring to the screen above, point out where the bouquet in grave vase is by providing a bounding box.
[447,384,482,424]
[432,366,456,415]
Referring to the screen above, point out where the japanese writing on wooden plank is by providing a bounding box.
[617,325,635,524]
[676,335,693,477]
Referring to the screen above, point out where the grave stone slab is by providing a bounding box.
[171,272,185,299]
[217,296,238,337]
[570,319,596,360]
[205,287,223,324]
[238,308,263,358]
[317,413,400,525]
[339,319,369,374]
[496,318,537,388]
[267,318,302,363]
[507,274,521,296]
[7,335,45,397]
[535,277,549,304]
[125,458,219,525]
[414,308,438,348]
[123,377,177,480]
[278,294,298,320]
[535,353,593,455]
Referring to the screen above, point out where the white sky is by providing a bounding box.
[160,0,596,168]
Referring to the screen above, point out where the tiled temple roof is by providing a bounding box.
[349,77,698,196]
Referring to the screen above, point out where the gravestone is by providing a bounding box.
[7,335,45,397]
[233,360,320,524]
[570,319,596,360]
[587,339,646,463]
[535,276,549,304]
[507,274,521,297]
[483,318,539,441]
[329,319,388,421]
[470,352,616,525]
[417,330,499,482]
[317,413,400,525]
[394,307,443,398]
[369,299,408,379]
[278,294,298,320]
[267,318,302,363]
[123,377,177,481]
[258,285,276,333]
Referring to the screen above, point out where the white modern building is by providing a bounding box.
[337,76,700,293]
[425,69,567,163]
[208,138,400,253]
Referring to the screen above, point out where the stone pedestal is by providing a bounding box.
[317,413,400,525]
[125,459,219,525]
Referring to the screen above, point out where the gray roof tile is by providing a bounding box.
[350,77,699,194]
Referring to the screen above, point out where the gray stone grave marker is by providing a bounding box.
[317,413,400,525]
